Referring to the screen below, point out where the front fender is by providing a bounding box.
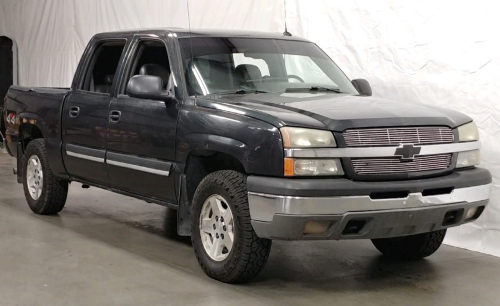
[182,133,249,170]
[176,106,283,176]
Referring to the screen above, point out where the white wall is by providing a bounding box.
[1,0,499,255]
[0,0,284,86]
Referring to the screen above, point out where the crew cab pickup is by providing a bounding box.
[1,28,491,283]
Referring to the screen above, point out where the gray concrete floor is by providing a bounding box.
[1,151,499,306]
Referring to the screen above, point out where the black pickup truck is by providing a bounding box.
[1,28,491,283]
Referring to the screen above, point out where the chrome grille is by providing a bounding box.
[343,127,453,147]
[351,154,452,175]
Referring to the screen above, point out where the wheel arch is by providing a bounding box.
[184,148,246,205]
[18,122,44,150]
[177,148,247,237]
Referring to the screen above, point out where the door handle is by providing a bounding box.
[69,106,80,118]
[109,110,121,123]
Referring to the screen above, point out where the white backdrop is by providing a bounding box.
[1,0,499,256]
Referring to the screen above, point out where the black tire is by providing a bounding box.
[371,229,446,260]
[22,139,68,214]
[191,170,272,283]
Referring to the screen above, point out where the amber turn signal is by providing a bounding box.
[284,158,294,176]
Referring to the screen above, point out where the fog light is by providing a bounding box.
[303,220,331,235]
[456,150,481,168]
[465,207,479,221]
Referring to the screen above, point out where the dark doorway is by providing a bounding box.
[1,36,13,147]
[0,36,13,104]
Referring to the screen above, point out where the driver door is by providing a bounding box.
[105,36,180,203]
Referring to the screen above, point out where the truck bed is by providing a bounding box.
[7,85,69,96]
[3,85,69,158]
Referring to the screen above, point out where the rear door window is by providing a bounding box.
[79,40,127,94]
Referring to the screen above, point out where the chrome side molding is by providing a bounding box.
[106,151,172,177]
[66,144,105,163]
[65,144,172,176]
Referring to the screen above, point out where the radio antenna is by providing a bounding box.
[283,0,292,36]
[186,0,196,97]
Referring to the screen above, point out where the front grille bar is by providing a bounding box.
[343,126,454,147]
[352,154,452,174]
[284,141,480,158]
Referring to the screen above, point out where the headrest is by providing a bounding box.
[234,64,262,81]
[104,74,114,85]
[139,64,170,86]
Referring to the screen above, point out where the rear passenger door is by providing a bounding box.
[105,35,181,203]
[62,39,127,185]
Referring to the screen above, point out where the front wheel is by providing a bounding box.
[371,229,446,260]
[191,170,272,283]
[22,139,68,214]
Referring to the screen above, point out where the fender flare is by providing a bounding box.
[179,133,249,172]
[17,112,46,138]
[176,134,249,236]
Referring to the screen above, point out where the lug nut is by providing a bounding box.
[221,234,224,239]
[215,216,219,221]
[216,233,219,239]
[223,225,227,231]
[220,217,224,222]
[213,224,216,230]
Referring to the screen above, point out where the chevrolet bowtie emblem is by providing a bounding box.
[394,144,421,161]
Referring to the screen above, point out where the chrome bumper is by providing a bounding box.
[248,184,490,222]
[248,184,490,240]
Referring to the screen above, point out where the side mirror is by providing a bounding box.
[126,75,174,102]
[351,79,372,96]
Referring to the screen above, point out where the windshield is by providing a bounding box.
[179,37,358,96]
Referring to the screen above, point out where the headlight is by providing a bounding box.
[456,150,481,168]
[281,127,336,148]
[285,158,344,176]
[281,127,342,176]
[457,122,479,142]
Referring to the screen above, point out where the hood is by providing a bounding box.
[199,92,472,131]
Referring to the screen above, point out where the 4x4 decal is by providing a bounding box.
[6,112,16,124]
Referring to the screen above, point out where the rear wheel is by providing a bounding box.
[191,170,272,283]
[22,139,68,214]
[371,229,446,260]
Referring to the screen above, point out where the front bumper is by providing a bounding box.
[248,168,491,240]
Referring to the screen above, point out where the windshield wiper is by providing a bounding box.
[215,89,271,95]
[285,86,343,93]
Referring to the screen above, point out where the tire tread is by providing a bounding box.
[372,229,446,260]
[191,170,271,283]
[22,139,68,214]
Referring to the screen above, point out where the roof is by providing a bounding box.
[93,27,311,42]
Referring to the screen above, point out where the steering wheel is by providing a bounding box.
[287,75,305,83]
